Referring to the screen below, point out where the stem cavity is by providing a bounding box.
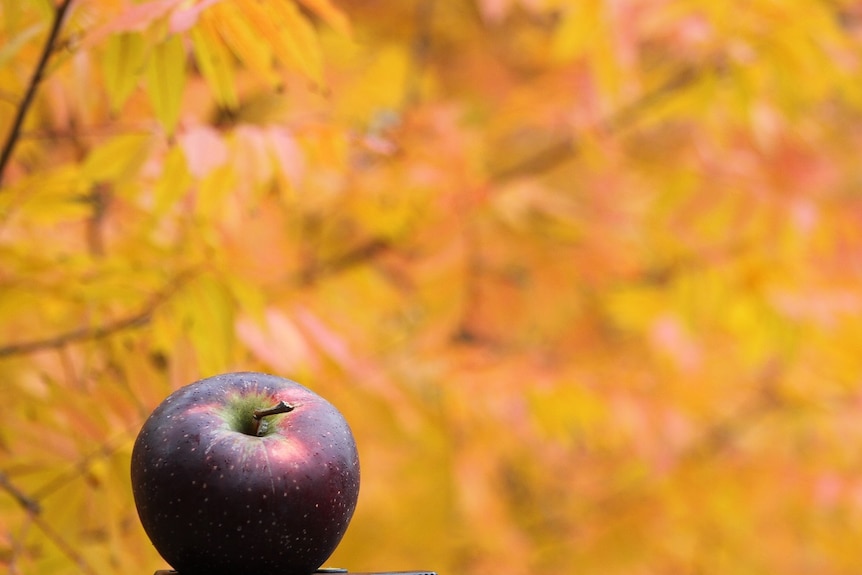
[251,400,295,436]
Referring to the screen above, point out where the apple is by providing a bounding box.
[130,372,360,575]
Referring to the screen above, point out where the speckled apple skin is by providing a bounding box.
[131,372,360,575]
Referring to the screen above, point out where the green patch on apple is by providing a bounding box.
[219,393,295,437]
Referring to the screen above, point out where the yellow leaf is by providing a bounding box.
[102,32,148,113]
[296,0,351,37]
[190,12,238,109]
[209,1,279,86]
[551,3,599,62]
[182,275,235,375]
[606,285,665,332]
[336,46,408,122]
[196,164,236,220]
[145,34,186,135]
[0,22,45,67]
[81,133,153,184]
[153,145,191,216]
[238,0,323,83]
[528,384,606,443]
[10,167,91,224]
[224,275,267,324]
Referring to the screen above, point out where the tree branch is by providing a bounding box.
[0,0,75,187]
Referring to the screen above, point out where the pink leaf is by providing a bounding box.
[179,124,228,177]
[814,473,843,508]
[169,0,225,33]
[293,307,419,429]
[649,314,702,372]
[294,307,358,372]
[477,0,514,24]
[86,0,183,46]
[267,127,306,187]
[235,309,318,372]
[234,126,273,185]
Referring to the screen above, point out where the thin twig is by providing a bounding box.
[403,0,435,106]
[0,471,41,514]
[452,205,485,345]
[0,271,191,359]
[601,66,701,133]
[0,308,150,359]
[30,514,98,575]
[490,65,707,182]
[297,237,391,286]
[0,0,75,187]
[31,429,136,501]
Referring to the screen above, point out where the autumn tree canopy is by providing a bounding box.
[3,1,862,574]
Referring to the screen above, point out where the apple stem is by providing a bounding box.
[251,400,295,436]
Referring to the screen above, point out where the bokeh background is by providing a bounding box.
[4,1,862,574]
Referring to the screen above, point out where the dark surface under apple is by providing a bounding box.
[131,372,360,575]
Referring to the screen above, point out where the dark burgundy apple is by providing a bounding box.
[131,372,360,575]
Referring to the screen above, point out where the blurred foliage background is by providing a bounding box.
[3,1,862,574]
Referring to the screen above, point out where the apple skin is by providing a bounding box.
[130,372,360,575]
